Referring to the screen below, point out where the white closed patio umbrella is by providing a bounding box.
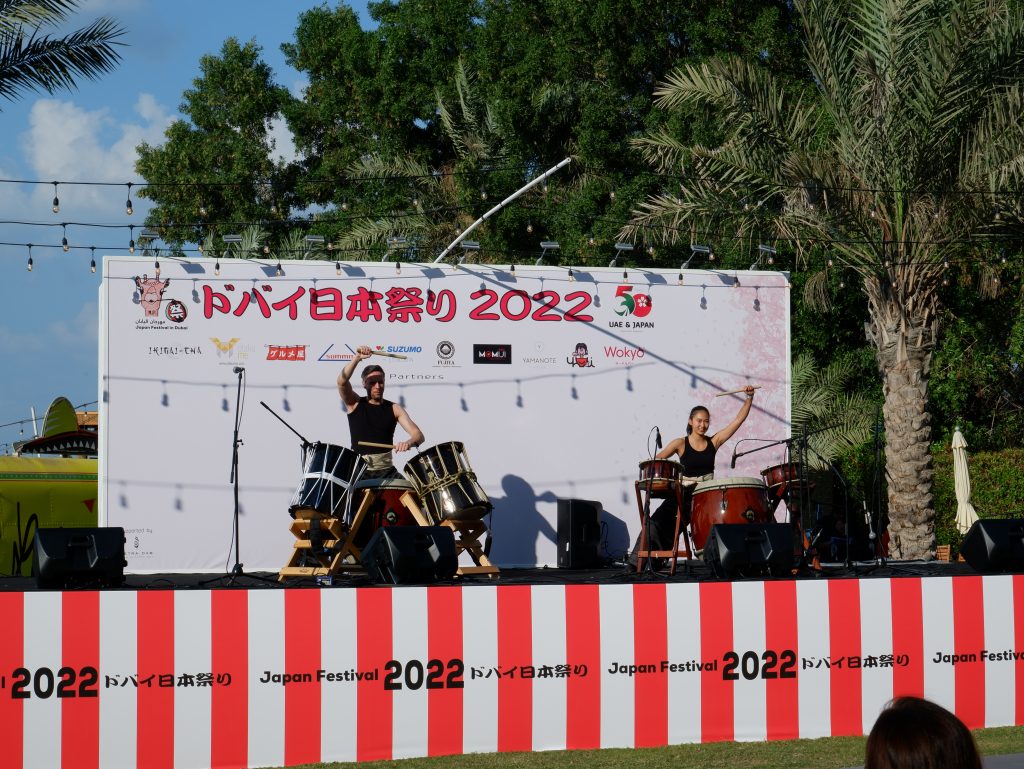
[952,429,979,535]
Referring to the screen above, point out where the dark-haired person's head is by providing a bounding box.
[686,405,710,435]
[865,696,981,769]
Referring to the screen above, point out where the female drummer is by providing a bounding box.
[629,385,756,566]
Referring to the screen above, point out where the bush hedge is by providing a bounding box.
[932,446,1024,554]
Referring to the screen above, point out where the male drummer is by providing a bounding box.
[338,345,425,479]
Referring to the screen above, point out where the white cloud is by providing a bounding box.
[21,93,174,217]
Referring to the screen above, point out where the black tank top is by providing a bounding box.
[681,435,717,476]
[347,397,398,454]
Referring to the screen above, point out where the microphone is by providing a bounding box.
[730,448,738,469]
[233,366,245,374]
[655,426,662,450]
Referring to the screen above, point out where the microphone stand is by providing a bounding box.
[200,369,277,588]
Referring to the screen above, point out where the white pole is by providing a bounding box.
[434,157,572,263]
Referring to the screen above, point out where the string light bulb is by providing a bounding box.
[647,245,655,256]
[125,182,134,215]
[568,267,575,282]
[26,244,33,271]
[341,198,350,212]
[609,188,616,201]
[587,232,595,246]
[154,259,161,278]
[677,273,683,285]
[214,259,220,276]
[61,224,69,252]
[480,188,488,201]
[335,261,341,276]
[51,182,60,214]
[395,261,401,276]
[510,264,516,276]
[526,219,534,234]
[199,204,208,217]
[275,261,283,277]
[128,225,135,254]
[90,246,96,274]
[263,244,271,255]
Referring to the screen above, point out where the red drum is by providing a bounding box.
[350,477,420,550]
[689,477,769,550]
[761,463,801,488]
[404,442,492,522]
[289,442,367,519]
[637,459,684,498]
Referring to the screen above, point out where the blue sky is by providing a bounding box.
[0,0,371,451]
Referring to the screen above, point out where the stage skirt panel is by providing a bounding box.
[0,575,1022,768]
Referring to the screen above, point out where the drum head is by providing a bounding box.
[694,476,765,493]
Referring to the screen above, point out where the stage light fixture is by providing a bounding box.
[609,241,633,267]
[537,240,560,265]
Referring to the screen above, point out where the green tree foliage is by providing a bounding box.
[622,0,1024,559]
[0,0,124,105]
[135,39,293,247]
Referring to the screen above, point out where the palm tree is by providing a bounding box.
[0,0,125,105]
[620,0,1024,559]
[791,354,875,471]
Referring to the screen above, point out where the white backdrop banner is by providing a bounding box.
[99,257,791,571]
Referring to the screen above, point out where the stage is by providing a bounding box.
[1,560,1021,769]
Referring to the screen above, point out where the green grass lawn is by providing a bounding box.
[279,725,1024,769]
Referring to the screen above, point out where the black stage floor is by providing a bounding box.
[0,559,980,592]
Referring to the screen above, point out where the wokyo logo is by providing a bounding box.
[473,344,511,364]
[603,345,646,364]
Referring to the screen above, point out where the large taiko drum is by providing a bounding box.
[289,442,367,519]
[404,441,493,522]
[349,477,420,549]
[637,459,684,498]
[689,476,770,551]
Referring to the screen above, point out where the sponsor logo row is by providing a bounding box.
[181,339,647,368]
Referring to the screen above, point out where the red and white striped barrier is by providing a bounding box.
[0,575,1022,768]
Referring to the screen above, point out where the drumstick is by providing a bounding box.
[358,440,395,449]
[369,350,408,360]
[714,385,762,397]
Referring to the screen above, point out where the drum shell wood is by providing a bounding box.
[637,459,684,498]
[405,442,493,522]
[351,483,420,550]
[689,477,770,550]
[760,463,801,488]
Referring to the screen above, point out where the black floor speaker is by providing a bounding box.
[33,527,126,589]
[960,519,1024,573]
[557,498,602,569]
[361,526,458,584]
[704,523,792,579]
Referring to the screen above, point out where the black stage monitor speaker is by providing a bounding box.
[361,526,458,585]
[704,523,792,579]
[960,518,1024,573]
[33,527,126,589]
[557,498,602,569]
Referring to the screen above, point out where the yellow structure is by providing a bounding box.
[1,397,98,576]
